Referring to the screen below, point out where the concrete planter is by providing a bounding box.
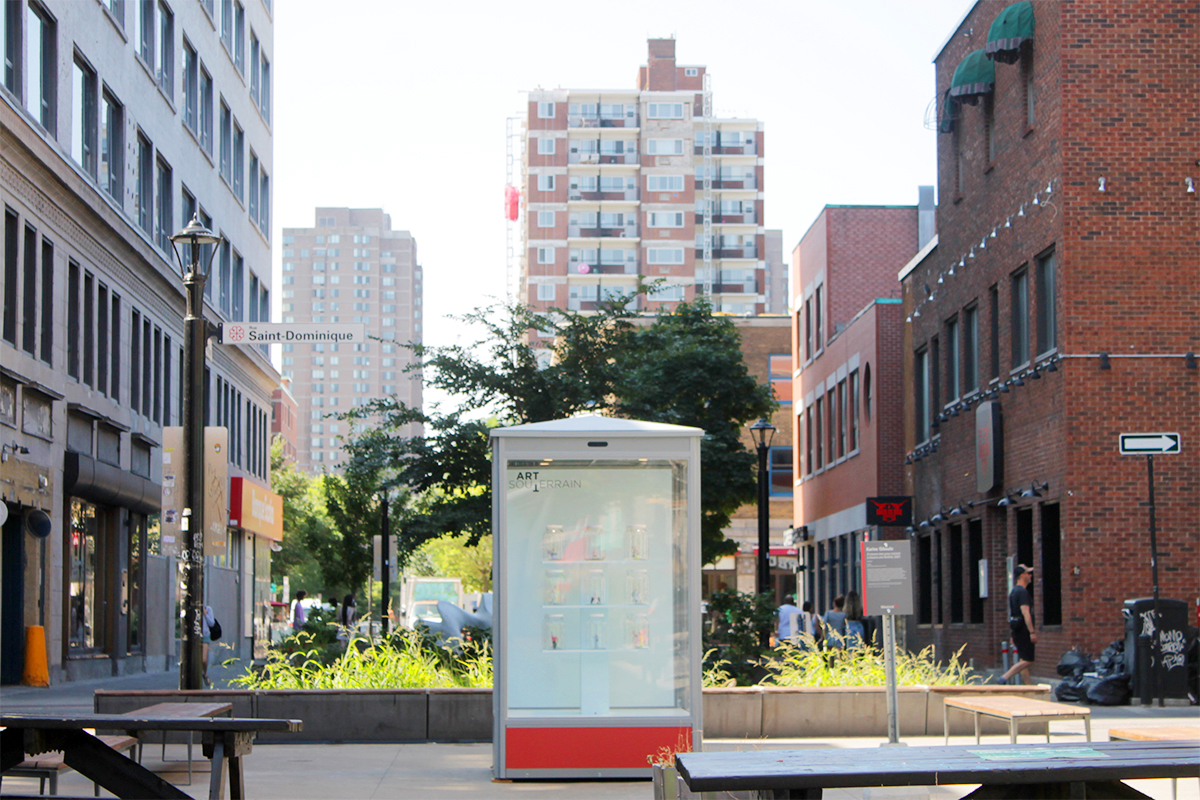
[96,683,1051,743]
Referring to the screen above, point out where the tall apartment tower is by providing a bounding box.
[280,208,423,473]
[1,0,278,682]
[522,38,767,321]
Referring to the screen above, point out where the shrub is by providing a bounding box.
[763,633,980,687]
[703,590,777,686]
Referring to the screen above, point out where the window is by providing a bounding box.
[232,120,244,200]
[804,404,814,474]
[1022,45,1035,127]
[848,369,859,451]
[814,395,824,469]
[836,379,847,458]
[248,151,259,221]
[949,524,964,623]
[826,389,836,467]
[537,210,555,228]
[1041,504,1062,626]
[813,286,823,351]
[768,446,793,497]
[66,260,79,377]
[218,99,231,182]
[537,174,555,192]
[249,29,259,105]
[684,67,698,77]
[648,211,683,228]
[537,137,555,155]
[134,0,153,66]
[72,56,98,176]
[154,157,171,251]
[1035,250,1056,355]
[647,102,684,119]
[258,169,269,232]
[915,348,930,442]
[963,304,979,393]
[769,354,791,405]
[646,138,683,155]
[537,101,554,118]
[232,250,244,319]
[2,1,19,95]
[26,3,55,132]
[200,66,213,155]
[135,132,152,234]
[129,309,140,412]
[647,174,684,192]
[988,284,1000,380]
[110,293,120,399]
[1011,269,1029,367]
[945,316,959,402]
[983,93,995,163]
[535,284,555,302]
[864,363,872,422]
[156,2,172,97]
[259,52,269,121]
[536,247,554,264]
[233,1,244,73]
[182,39,197,131]
[100,90,123,199]
[803,298,812,360]
[220,0,232,51]
[39,236,51,365]
[218,238,231,315]
[646,247,683,265]
[647,283,684,302]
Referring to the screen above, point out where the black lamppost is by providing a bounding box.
[169,214,221,690]
[749,418,776,615]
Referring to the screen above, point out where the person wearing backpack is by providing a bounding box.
[201,605,221,687]
[800,601,823,649]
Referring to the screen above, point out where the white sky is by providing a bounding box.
[272,0,970,393]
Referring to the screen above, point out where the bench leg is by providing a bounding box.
[208,737,227,800]
[229,755,245,800]
[1009,718,1017,745]
[944,702,950,745]
[975,712,981,745]
[1084,717,1091,742]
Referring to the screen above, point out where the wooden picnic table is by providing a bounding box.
[676,740,1200,799]
[121,702,234,785]
[1,712,301,800]
[942,694,1092,745]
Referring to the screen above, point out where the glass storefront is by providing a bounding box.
[68,498,103,651]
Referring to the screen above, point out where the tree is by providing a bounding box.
[341,296,775,565]
[410,534,493,592]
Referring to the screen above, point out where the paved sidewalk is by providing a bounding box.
[3,669,1196,799]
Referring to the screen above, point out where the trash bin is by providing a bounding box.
[1122,598,1190,701]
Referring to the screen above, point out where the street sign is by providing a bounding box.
[861,540,915,616]
[1118,433,1181,455]
[220,321,367,344]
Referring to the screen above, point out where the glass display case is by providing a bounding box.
[491,416,703,779]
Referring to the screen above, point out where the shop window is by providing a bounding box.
[768,354,791,405]
[68,498,104,651]
[1016,507,1034,568]
[949,524,964,624]
[968,519,984,624]
[768,446,792,497]
[1041,504,1061,626]
[917,535,932,624]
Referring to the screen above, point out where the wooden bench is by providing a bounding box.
[120,702,232,786]
[1108,728,1200,800]
[6,734,136,796]
[2,712,302,800]
[676,740,1200,799]
[942,695,1091,745]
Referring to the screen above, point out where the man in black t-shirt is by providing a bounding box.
[999,564,1037,684]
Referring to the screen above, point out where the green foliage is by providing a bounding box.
[409,534,493,592]
[269,440,334,594]
[703,589,778,685]
[763,636,980,687]
[701,648,736,688]
[231,628,492,690]
[340,296,774,566]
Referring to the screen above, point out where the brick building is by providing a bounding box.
[271,379,298,462]
[279,208,423,473]
[522,38,775,322]
[901,0,1198,670]
[792,198,933,613]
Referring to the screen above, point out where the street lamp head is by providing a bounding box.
[170,214,221,247]
[749,418,776,450]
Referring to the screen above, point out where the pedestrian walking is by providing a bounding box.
[292,590,308,631]
[999,564,1037,684]
[823,595,847,647]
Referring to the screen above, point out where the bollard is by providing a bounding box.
[1136,634,1153,705]
[1000,639,1010,672]
[22,625,49,687]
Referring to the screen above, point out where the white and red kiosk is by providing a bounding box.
[490,415,703,779]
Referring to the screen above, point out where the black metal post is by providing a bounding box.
[180,239,208,691]
[1147,454,1163,707]
[756,438,770,646]
[380,494,390,636]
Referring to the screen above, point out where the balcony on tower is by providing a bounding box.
[569,247,639,275]
[694,200,756,225]
[694,130,757,156]
[567,282,640,312]
[568,102,640,129]
[568,211,639,239]
[569,175,640,202]
[568,138,639,165]
[695,235,757,260]
[695,165,757,190]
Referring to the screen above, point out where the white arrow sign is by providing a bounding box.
[220,322,367,345]
[1119,433,1181,455]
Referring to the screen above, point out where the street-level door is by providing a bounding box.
[1,506,26,684]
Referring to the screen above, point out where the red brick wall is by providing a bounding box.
[904,0,1199,669]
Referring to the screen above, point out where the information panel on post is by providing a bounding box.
[862,540,915,616]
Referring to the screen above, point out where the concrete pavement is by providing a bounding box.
[2,666,1196,799]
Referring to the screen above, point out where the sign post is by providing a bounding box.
[1119,432,1181,708]
[862,540,915,746]
[220,321,367,345]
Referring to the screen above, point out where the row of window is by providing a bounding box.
[282,289,406,301]
[535,101,687,120]
[281,234,373,246]
[914,250,1056,442]
[282,262,401,274]
[212,373,269,481]
[799,367,869,477]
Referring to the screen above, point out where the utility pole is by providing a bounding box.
[380,493,391,636]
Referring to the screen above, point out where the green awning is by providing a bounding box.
[938,90,958,134]
[948,49,995,104]
[986,1,1035,64]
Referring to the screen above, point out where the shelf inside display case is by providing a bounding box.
[504,460,690,718]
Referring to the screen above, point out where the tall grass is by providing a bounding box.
[763,632,980,687]
[230,629,492,690]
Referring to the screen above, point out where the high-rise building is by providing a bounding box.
[521,38,770,321]
[0,0,278,683]
[280,208,423,473]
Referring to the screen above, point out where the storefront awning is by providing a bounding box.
[948,49,996,104]
[64,451,161,515]
[229,477,283,541]
[986,1,1035,65]
[938,90,958,134]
